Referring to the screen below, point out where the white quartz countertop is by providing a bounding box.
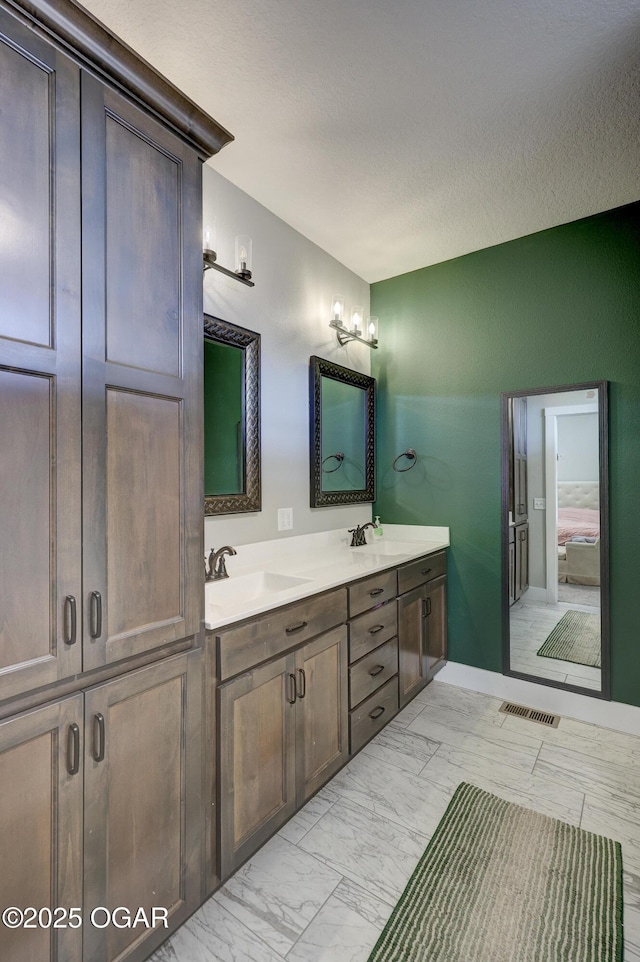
[204,524,449,631]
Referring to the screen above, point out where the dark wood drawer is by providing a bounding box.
[349,675,399,754]
[217,587,347,680]
[349,638,398,709]
[397,551,447,595]
[349,601,397,663]
[348,569,397,618]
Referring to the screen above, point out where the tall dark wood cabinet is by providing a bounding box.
[0,2,231,959]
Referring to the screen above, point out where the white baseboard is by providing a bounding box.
[436,662,640,738]
[519,586,547,603]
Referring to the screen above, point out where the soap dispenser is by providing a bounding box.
[374,515,383,537]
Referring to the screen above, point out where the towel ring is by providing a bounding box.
[393,448,417,472]
[322,452,345,473]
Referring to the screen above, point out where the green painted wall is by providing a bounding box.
[371,202,640,707]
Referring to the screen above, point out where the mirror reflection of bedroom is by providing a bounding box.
[505,384,607,695]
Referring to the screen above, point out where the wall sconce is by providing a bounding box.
[203,226,255,287]
[329,297,378,349]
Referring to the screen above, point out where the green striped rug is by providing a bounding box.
[367,782,622,962]
[537,610,601,668]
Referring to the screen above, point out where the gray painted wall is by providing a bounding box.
[202,167,372,550]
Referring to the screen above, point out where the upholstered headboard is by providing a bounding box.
[557,481,599,510]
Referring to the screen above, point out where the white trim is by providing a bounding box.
[520,586,547,603]
[543,403,598,604]
[437,662,640,738]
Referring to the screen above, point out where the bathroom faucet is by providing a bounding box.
[348,523,376,547]
[206,545,237,581]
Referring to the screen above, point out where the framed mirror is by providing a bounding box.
[204,314,261,515]
[309,355,375,507]
[501,381,609,698]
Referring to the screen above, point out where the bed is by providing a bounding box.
[556,482,600,585]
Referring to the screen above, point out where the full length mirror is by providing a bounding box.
[309,355,375,507]
[204,314,261,515]
[502,381,609,698]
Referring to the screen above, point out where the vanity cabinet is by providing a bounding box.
[397,553,448,708]
[215,595,348,880]
[0,651,201,962]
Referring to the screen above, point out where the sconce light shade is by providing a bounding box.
[332,294,345,324]
[350,306,363,335]
[235,235,253,280]
[367,316,379,345]
[203,221,217,258]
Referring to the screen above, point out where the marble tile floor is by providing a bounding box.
[151,681,640,962]
[509,595,601,690]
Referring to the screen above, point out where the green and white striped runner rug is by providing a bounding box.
[537,610,602,668]
[367,782,622,962]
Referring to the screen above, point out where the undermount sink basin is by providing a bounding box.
[207,570,313,605]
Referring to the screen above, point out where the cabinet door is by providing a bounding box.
[397,585,428,708]
[83,652,201,962]
[424,575,447,680]
[516,523,529,597]
[81,74,203,671]
[0,695,83,962]
[0,10,82,702]
[219,655,297,879]
[509,530,516,606]
[296,626,348,802]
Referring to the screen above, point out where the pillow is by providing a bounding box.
[570,536,598,543]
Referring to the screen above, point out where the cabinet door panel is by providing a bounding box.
[219,656,296,879]
[82,75,203,670]
[297,626,348,801]
[425,575,447,679]
[0,11,82,702]
[0,696,83,962]
[397,586,428,707]
[83,652,201,962]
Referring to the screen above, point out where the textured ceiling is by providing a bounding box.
[79,0,640,282]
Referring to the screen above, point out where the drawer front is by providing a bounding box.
[397,551,447,595]
[349,638,398,709]
[348,570,397,618]
[217,588,347,680]
[350,675,399,754]
[349,601,397,663]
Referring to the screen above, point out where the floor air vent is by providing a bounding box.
[499,702,560,728]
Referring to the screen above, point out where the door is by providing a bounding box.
[0,10,82,702]
[296,626,349,802]
[397,585,428,708]
[0,695,83,962]
[83,652,201,962]
[218,655,297,879]
[81,74,203,671]
[424,574,447,680]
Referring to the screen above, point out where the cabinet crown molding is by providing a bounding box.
[4,0,233,158]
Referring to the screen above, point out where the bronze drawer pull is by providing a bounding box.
[67,723,80,776]
[285,621,308,634]
[369,624,385,634]
[422,597,432,618]
[369,587,384,597]
[288,673,297,704]
[369,706,385,720]
[421,567,433,576]
[369,664,385,677]
[64,595,77,645]
[93,713,105,763]
[297,668,306,699]
[90,590,102,639]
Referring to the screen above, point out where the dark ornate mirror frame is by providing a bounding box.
[309,355,376,507]
[501,380,610,699]
[204,314,261,515]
